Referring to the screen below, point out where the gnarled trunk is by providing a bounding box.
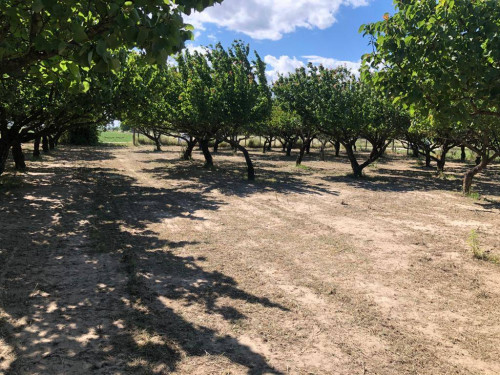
[286,140,294,157]
[213,139,222,153]
[33,137,41,158]
[411,143,419,157]
[345,143,363,177]
[319,141,327,161]
[463,152,499,194]
[425,148,431,167]
[42,135,49,153]
[200,139,213,168]
[183,139,197,160]
[12,141,26,170]
[154,137,162,152]
[334,141,340,157]
[305,139,311,154]
[460,146,466,162]
[436,143,453,172]
[48,136,56,150]
[230,141,255,181]
[296,143,307,165]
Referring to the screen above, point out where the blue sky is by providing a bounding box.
[185,0,396,80]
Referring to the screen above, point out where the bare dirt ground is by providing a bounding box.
[0,145,499,375]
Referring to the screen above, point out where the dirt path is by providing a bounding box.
[1,145,499,374]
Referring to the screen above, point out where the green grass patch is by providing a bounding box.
[99,131,133,144]
[295,164,311,170]
[466,191,481,200]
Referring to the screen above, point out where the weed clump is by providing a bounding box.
[468,230,499,264]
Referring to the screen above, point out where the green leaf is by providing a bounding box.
[71,23,88,43]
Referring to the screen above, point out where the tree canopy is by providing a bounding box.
[0,0,223,84]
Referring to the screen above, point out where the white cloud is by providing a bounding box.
[264,55,305,82]
[302,55,361,74]
[264,55,360,81]
[185,45,210,55]
[186,0,370,41]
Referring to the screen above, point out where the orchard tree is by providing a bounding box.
[273,65,320,166]
[0,66,116,174]
[0,0,222,175]
[116,53,171,151]
[173,48,220,166]
[317,66,409,177]
[210,42,272,180]
[269,103,301,156]
[171,42,271,180]
[361,0,500,192]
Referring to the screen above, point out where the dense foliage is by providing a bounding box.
[361,0,500,192]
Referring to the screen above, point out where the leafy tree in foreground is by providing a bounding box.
[0,68,115,173]
[0,0,222,79]
[361,0,500,192]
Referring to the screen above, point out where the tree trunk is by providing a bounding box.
[437,145,452,172]
[0,138,12,176]
[54,132,62,147]
[154,137,162,151]
[183,139,197,160]
[267,137,272,151]
[412,143,419,157]
[319,141,327,161]
[200,139,213,168]
[425,148,431,167]
[463,152,499,194]
[345,143,363,177]
[305,139,311,154]
[286,141,293,157]
[232,141,255,181]
[213,139,221,153]
[296,142,307,166]
[48,136,55,150]
[282,141,287,153]
[334,141,340,157]
[33,137,41,158]
[42,135,49,153]
[461,146,466,162]
[12,141,26,170]
[262,139,267,154]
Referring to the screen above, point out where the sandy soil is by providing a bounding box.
[0,145,499,375]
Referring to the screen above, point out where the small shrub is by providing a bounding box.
[62,125,100,145]
[247,139,259,148]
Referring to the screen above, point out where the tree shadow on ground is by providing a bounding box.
[0,147,285,374]
[322,162,500,197]
[143,158,339,198]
